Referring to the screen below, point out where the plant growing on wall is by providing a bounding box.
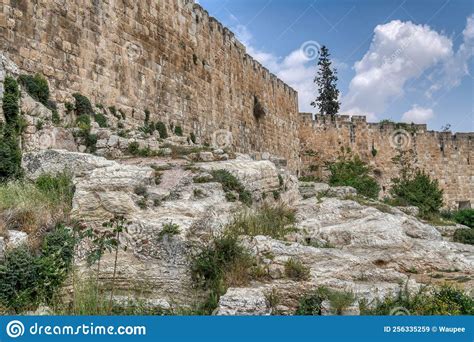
[0,76,23,182]
[311,45,340,116]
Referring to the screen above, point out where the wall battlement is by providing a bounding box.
[0,0,300,170]
[299,113,473,208]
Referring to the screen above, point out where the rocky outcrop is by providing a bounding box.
[18,149,474,314]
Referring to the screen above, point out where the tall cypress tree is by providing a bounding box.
[311,45,340,116]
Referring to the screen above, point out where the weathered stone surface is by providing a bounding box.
[327,186,357,198]
[216,288,270,316]
[0,237,4,261]
[198,160,280,200]
[299,182,330,199]
[7,230,28,248]
[23,127,77,152]
[396,206,420,216]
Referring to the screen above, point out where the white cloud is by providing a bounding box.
[233,24,318,113]
[342,20,452,120]
[426,14,474,97]
[401,105,434,124]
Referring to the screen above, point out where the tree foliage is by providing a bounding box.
[326,152,380,198]
[311,45,340,116]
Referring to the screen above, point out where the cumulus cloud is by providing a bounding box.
[233,25,335,113]
[426,14,474,97]
[342,20,452,120]
[401,105,434,124]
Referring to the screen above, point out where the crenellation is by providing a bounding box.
[299,115,473,209]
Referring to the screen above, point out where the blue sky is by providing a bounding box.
[198,0,473,132]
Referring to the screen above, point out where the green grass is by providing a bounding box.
[210,169,252,206]
[226,205,296,239]
[0,173,74,239]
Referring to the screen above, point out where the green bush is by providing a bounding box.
[18,74,50,106]
[390,170,443,217]
[156,121,168,139]
[211,169,253,206]
[0,225,75,313]
[363,284,474,315]
[127,142,140,155]
[227,205,296,239]
[284,258,310,281]
[295,288,326,315]
[94,113,108,128]
[0,77,22,181]
[158,222,180,240]
[174,126,183,136]
[191,234,255,313]
[51,109,61,125]
[453,229,474,245]
[76,114,91,131]
[327,154,380,199]
[72,93,94,116]
[452,209,474,228]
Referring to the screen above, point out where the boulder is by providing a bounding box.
[7,230,28,248]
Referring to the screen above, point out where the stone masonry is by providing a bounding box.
[0,0,300,170]
[299,114,473,209]
[0,0,472,208]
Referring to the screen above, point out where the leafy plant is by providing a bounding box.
[156,121,168,139]
[211,169,253,206]
[72,93,94,116]
[0,76,22,181]
[174,126,183,136]
[284,258,310,281]
[452,209,474,228]
[453,229,474,245]
[51,109,61,125]
[0,225,75,313]
[18,74,50,106]
[294,287,327,315]
[191,233,255,314]
[326,154,380,199]
[158,222,180,240]
[311,45,340,116]
[94,113,108,128]
[362,284,474,315]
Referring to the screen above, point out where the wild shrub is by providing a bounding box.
[295,289,325,315]
[326,154,380,198]
[51,109,61,125]
[226,205,296,239]
[362,284,474,315]
[390,150,443,217]
[18,74,50,106]
[452,209,474,228]
[0,225,75,313]
[72,93,94,116]
[174,126,183,136]
[284,258,310,281]
[156,121,168,139]
[127,142,140,155]
[0,173,73,238]
[453,229,474,245]
[191,233,255,314]
[390,170,443,217]
[1,76,23,182]
[211,169,253,206]
[94,113,108,128]
[158,222,180,240]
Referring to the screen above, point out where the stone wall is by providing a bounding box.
[0,0,300,170]
[299,114,473,209]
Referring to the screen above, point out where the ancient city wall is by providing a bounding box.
[0,0,300,170]
[299,114,473,209]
